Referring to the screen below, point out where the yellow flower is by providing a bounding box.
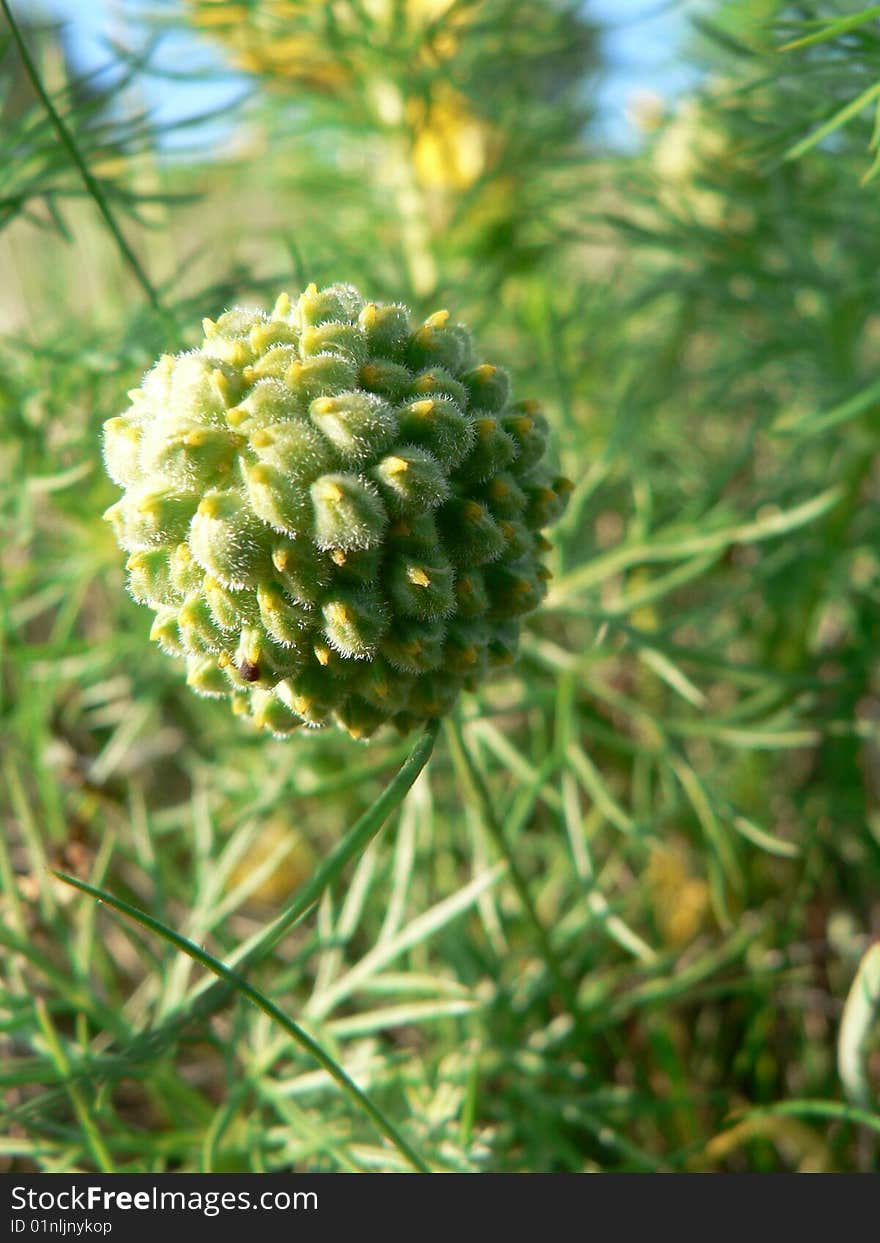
[189,1,349,91]
[647,840,710,947]
[652,99,732,229]
[227,817,315,906]
[189,0,466,89]
[188,0,490,189]
[410,87,489,190]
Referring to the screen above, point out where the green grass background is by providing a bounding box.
[2,0,880,1172]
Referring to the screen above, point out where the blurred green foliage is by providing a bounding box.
[1,0,879,1173]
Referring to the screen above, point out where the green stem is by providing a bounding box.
[227,718,440,973]
[444,714,587,1039]
[11,724,439,1132]
[1,0,163,313]
[388,132,438,299]
[54,871,431,1172]
[35,998,116,1173]
[366,77,438,299]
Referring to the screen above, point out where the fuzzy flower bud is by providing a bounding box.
[103,283,570,739]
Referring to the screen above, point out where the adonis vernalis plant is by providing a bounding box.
[102,282,570,739]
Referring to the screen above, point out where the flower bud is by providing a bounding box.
[358,302,410,357]
[178,594,228,653]
[523,476,573,529]
[186,653,230,697]
[462,363,511,413]
[126,548,175,606]
[438,498,506,567]
[257,583,313,649]
[454,415,518,483]
[150,609,184,656]
[139,424,238,491]
[270,539,332,606]
[409,367,469,409]
[321,586,389,658]
[104,489,195,552]
[102,415,142,487]
[386,552,455,621]
[250,688,303,737]
[502,403,549,471]
[301,321,368,365]
[205,575,258,631]
[310,391,397,463]
[406,310,474,373]
[381,617,446,674]
[102,284,567,738]
[245,461,312,535]
[189,489,272,588]
[453,568,490,618]
[170,352,240,420]
[479,472,528,520]
[310,473,387,552]
[286,354,358,404]
[358,358,413,401]
[169,542,204,596]
[485,560,548,618]
[227,377,304,429]
[372,448,449,515]
[396,395,475,470]
[296,281,364,327]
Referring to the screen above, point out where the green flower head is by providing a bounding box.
[103,283,570,739]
